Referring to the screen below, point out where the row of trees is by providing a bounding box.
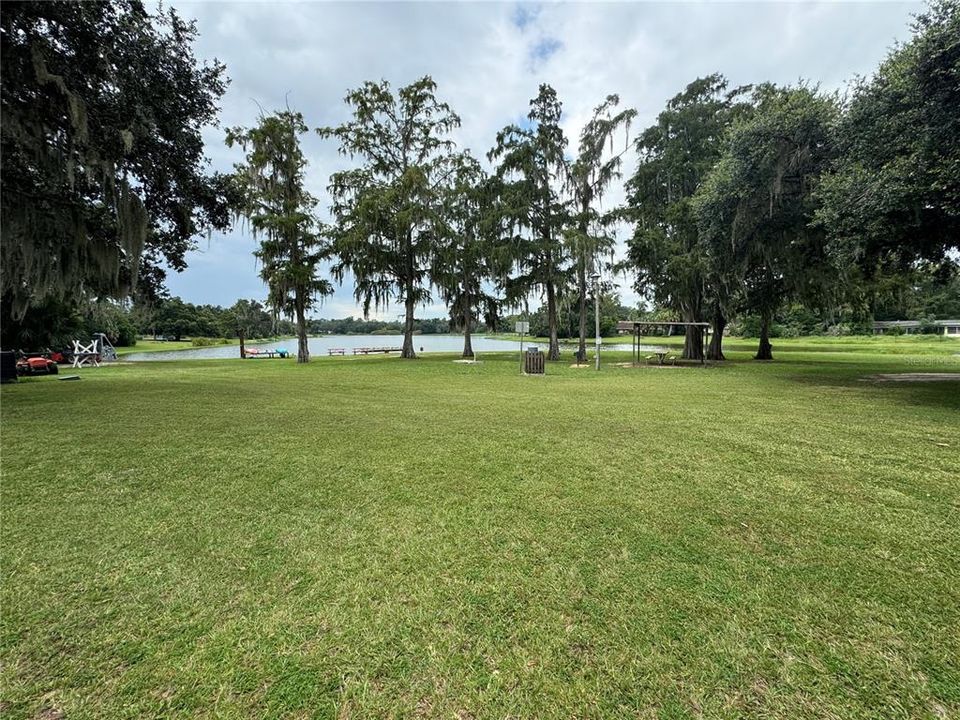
[229,0,958,364]
[227,80,636,363]
[626,0,958,360]
[3,1,957,362]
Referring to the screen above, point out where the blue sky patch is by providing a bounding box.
[512,4,540,31]
[531,37,562,65]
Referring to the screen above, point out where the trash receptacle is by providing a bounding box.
[524,347,545,374]
[0,351,17,383]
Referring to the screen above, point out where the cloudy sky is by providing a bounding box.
[168,0,922,319]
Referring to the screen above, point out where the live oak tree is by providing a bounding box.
[624,75,748,361]
[489,84,570,361]
[319,77,460,359]
[695,84,839,360]
[0,0,232,337]
[433,153,503,359]
[226,111,332,363]
[566,95,636,362]
[816,0,959,277]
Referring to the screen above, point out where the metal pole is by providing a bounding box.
[520,328,524,374]
[592,272,601,371]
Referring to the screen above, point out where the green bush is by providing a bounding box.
[918,316,941,335]
[191,337,219,347]
[735,315,783,339]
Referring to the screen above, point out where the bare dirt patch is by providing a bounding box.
[862,373,960,383]
[613,362,683,369]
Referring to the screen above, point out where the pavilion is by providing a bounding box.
[616,320,712,365]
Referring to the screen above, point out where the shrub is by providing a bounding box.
[918,316,941,335]
[735,315,783,338]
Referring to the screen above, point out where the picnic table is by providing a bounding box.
[646,349,675,366]
[328,348,346,356]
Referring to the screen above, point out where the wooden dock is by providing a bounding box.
[352,347,402,355]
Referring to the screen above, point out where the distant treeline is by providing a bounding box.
[7,274,958,353]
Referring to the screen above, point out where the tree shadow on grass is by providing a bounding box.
[784,359,960,413]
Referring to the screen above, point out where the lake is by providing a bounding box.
[127,334,533,361]
[124,334,642,361]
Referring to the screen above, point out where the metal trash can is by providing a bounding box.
[524,347,545,374]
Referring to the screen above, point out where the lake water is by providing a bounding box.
[124,334,642,361]
[127,334,530,361]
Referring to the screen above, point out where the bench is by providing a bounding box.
[328,348,346,356]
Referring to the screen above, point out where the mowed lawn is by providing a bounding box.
[2,341,958,719]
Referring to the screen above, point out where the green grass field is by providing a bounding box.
[2,339,958,718]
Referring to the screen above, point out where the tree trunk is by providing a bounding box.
[295,300,309,363]
[239,328,246,359]
[401,291,416,359]
[755,311,773,361]
[576,258,587,362]
[707,305,726,361]
[682,325,703,360]
[681,306,704,361]
[462,288,474,359]
[546,280,560,361]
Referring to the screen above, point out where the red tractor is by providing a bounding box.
[16,352,59,376]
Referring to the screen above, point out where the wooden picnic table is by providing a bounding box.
[328,348,346,356]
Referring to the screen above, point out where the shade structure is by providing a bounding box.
[616,320,712,365]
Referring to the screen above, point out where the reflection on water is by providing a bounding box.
[123,334,641,361]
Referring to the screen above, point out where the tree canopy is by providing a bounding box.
[0,0,232,325]
[624,75,749,360]
[226,110,332,363]
[489,84,570,361]
[319,76,461,359]
[695,84,840,359]
[816,0,960,274]
[567,94,636,361]
[433,153,504,358]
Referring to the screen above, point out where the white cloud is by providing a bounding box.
[167,0,921,318]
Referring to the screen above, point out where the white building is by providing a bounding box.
[873,320,960,337]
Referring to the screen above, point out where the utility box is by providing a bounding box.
[0,351,17,383]
[524,347,545,375]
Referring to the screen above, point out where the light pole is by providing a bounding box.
[591,271,601,371]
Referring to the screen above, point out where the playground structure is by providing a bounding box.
[93,333,117,361]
